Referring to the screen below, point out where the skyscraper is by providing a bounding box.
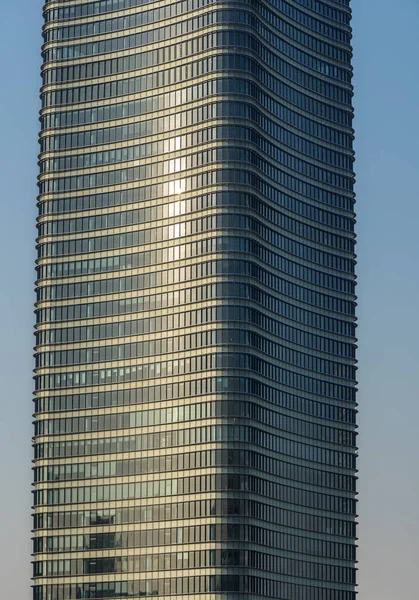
[33,0,357,598]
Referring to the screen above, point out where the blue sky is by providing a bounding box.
[353,1,419,597]
[0,1,418,598]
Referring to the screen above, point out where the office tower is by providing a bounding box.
[33,0,357,598]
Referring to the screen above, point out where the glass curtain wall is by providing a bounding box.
[33,0,357,598]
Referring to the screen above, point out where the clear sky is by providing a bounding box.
[0,0,418,598]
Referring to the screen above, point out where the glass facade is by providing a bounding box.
[33,0,357,598]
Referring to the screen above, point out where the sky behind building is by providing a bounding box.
[0,0,418,598]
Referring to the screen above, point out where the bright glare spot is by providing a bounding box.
[168,179,185,195]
